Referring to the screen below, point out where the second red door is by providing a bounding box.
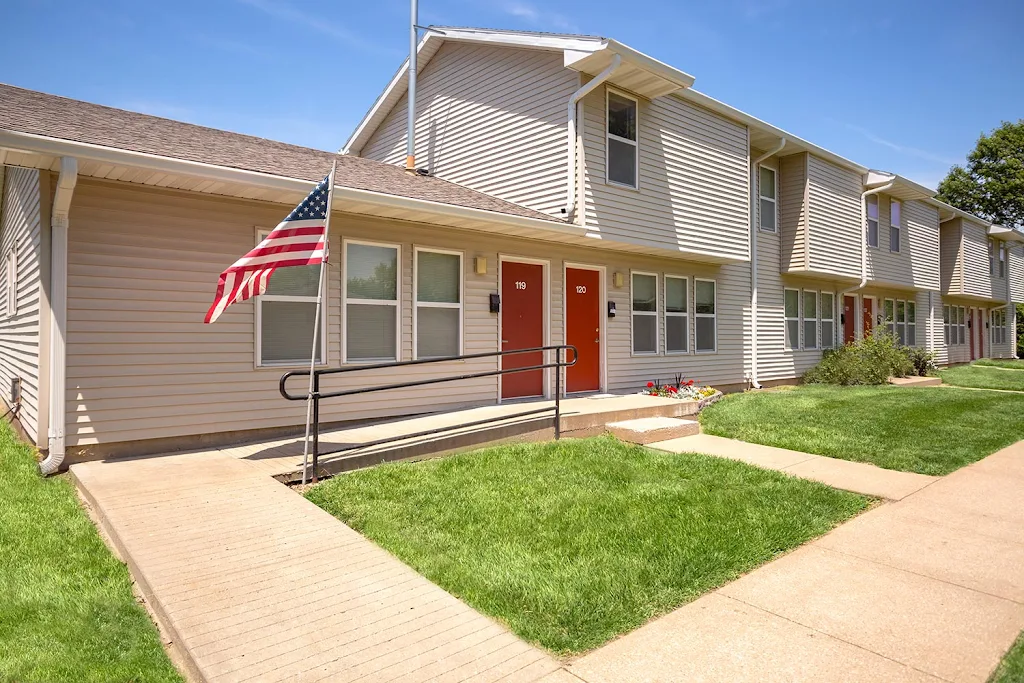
[565,267,601,393]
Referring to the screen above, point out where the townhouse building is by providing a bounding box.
[0,27,1020,465]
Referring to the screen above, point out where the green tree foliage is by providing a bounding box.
[1017,303,1024,358]
[937,120,1024,228]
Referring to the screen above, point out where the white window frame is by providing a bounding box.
[896,299,907,345]
[413,246,464,360]
[889,198,902,253]
[253,228,327,368]
[999,242,1007,278]
[866,194,879,249]
[943,305,950,346]
[907,300,916,346]
[5,248,16,318]
[802,290,819,351]
[989,239,997,276]
[784,288,800,350]
[958,306,966,346]
[343,238,401,365]
[694,277,717,354]
[605,87,639,190]
[884,298,896,339]
[664,274,689,355]
[758,165,777,233]
[630,270,659,356]
[821,291,836,349]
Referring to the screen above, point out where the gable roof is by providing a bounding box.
[0,82,560,224]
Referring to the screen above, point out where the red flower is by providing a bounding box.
[688,379,695,386]
[668,386,678,393]
[647,382,654,388]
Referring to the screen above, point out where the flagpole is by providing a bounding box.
[302,159,337,486]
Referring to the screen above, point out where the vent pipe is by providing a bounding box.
[405,0,418,172]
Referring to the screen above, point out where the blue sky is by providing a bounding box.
[4,0,1022,190]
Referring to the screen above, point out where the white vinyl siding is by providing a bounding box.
[664,275,688,354]
[0,166,43,445]
[758,166,777,233]
[631,272,658,355]
[868,199,940,291]
[414,248,463,359]
[344,240,400,363]
[694,279,716,353]
[358,42,578,217]
[943,217,1005,301]
[63,180,756,451]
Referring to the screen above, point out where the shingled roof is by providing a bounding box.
[0,82,561,223]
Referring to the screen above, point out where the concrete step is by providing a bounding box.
[606,417,700,445]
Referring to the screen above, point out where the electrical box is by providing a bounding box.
[607,301,616,318]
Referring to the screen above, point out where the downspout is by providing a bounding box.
[563,54,622,221]
[40,157,77,475]
[749,137,786,389]
[405,0,418,172]
[838,178,896,339]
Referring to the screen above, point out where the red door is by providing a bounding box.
[843,295,856,344]
[970,308,977,360]
[565,267,601,393]
[501,261,545,399]
[862,298,874,338]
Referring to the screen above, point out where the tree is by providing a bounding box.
[937,120,1024,228]
[1018,303,1024,358]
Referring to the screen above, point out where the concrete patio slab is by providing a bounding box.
[718,545,1024,683]
[569,593,943,683]
[606,416,698,444]
[650,433,938,500]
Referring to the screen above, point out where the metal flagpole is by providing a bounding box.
[301,159,337,486]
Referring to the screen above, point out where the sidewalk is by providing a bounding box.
[561,439,1024,683]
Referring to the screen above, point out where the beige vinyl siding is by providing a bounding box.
[866,197,940,290]
[1010,245,1024,303]
[939,219,964,295]
[960,217,1003,300]
[66,179,750,449]
[0,166,44,443]
[804,155,862,279]
[778,153,808,272]
[359,42,578,218]
[579,85,750,261]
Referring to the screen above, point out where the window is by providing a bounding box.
[989,239,997,276]
[958,306,966,345]
[907,301,916,346]
[889,198,901,253]
[866,195,879,248]
[943,305,950,345]
[665,275,688,353]
[694,279,717,353]
[631,272,658,354]
[821,292,835,349]
[758,166,777,232]
[344,240,399,363]
[255,230,324,366]
[896,300,906,345]
[784,289,800,350]
[4,249,15,318]
[884,299,895,338]
[803,290,818,350]
[999,242,1007,278]
[607,90,638,188]
[415,248,462,359]
[992,309,1008,346]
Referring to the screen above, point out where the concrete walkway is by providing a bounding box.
[563,439,1024,683]
[73,452,560,683]
[649,433,938,500]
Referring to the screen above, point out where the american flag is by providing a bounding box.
[205,172,332,324]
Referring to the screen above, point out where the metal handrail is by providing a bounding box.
[280,345,578,480]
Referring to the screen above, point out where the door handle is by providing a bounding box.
[594,338,600,343]
[501,339,509,343]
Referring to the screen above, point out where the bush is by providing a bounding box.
[803,331,914,385]
[902,346,937,377]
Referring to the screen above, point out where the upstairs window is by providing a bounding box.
[345,241,399,363]
[866,195,879,248]
[989,239,997,276]
[607,90,638,188]
[631,272,658,354]
[758,166,777,232]
[889,198,901,253]
[999,242,1007,278]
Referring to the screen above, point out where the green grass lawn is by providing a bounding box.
[306,436,867,655]
[700,385,1024,476]
[976,358,1024,371]
[991,631,1024,683]
[941,364,1024,392]
[0,422,182,682]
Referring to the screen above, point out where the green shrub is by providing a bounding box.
[902,346,938,377]
[804,331,914,385]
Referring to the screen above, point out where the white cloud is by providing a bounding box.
[499,1,580,33]
[844,123,959,167]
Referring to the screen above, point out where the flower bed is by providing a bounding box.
[640,374,718,401]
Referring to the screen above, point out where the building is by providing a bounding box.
[0,27,1021,468]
